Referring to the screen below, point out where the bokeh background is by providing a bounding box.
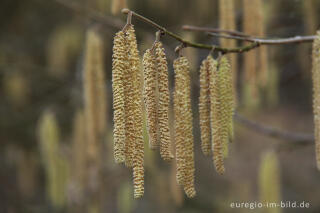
[1,0,320,212]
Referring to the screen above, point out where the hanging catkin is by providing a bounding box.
[111,0,128,15]
[71,110,87,197]
[259,151,281,207]
[126,25,145,198]
[112,31,127,163]
[312,31,320,170]
[199,55,214,156]
[174,56,196,198]
[142,49,159,149]
[209,57,225,175]
[155,41,174,161]
[123,28,135,168]
[83,29,106,163]
[218,57,234,156]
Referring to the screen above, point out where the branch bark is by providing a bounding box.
[182,25,316,45]
[208,32,316,45]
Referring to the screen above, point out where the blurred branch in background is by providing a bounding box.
[234,113,314,144]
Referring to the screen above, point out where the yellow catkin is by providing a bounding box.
[173,56,196,198]
[122,30,135,168]
[312,32,320,170]
[303,0,318,35]
[111,0,127,15]
[47,25,83,78]
[259,151,282,213]
[142,49,159,149]
[199,55,214,156]
[83,29,106,163]
[112,31,127,163]
[38,110,68,208]
[219,56,234,143]
[174,57,186,186]
[126,25,144,198]
[219,0,237,103]
[71,110,87,196]
[209,58,225,175]
[155,41,174,161]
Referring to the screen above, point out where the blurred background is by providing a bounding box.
[0,0,320,212]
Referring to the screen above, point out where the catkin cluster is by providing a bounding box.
[174,56,196,198]
[312,31,320,170]
[112,25,144,198]
[199,55,234,175]
[142,41,174,161]
[112,22,236,199]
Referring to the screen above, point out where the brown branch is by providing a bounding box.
[234,113,314,144]
[208,32,316,45]
[182,25,316,45]
[182,25,251,38]
[121,9,260,54]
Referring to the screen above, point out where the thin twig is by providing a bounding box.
[182,25,251,37]
[234,113,314,144]
[121,9,260,54]
[208,32,316,45]
[183,25,317,44]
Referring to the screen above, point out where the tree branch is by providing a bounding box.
[182,25,316,45]
[121,9,260,54]
[182,25,251,38]
[234,113,314,144]
[208,32,316,45]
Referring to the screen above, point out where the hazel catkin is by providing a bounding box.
[154,41,174,161]
[209,58,225,175]
[199,55,214,156]
[142,49,159,149]
[122,27,135,168]
[218,56,233,154]
[312,31,320,170]
[112,31,127,163]
[173,56,196,198]
[126,25,145,198]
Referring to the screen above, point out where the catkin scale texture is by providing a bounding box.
[123,29,135,168]
[173,56,196,198]
[155,42,174,161]
[142,49,159,149]
[126,25,145,198]
[218,57,233,154]
[112,31,127,163]
[312,32,320,170]
[199,55,214,156]
[209,58,225,175]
